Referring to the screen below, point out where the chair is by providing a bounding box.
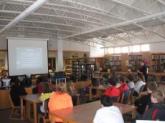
[120,91,130,104]
[9,93,23,120]
[38,99,50,123]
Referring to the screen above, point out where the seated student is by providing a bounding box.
[48,85,73,123]
[36,77,45,93]
[134,82,158,117]
[10,79,27,106]
[142,90,165,121]
[69,82,79,105]
[93,95,124,123]
[127,75,135,92]
[119,76,129,93]
[134,73,146,95]
[119,76,129,103]
[104,78,121,101]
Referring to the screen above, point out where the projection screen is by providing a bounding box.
[8,37,48,76]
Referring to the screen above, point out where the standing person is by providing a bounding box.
[93,95,124,123]
[139,61,148,82]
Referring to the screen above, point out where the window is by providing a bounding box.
[129,46,133,53]
[121,47,129,53]
[114,47,121,54]
[132,45,140,52]
[141,44,150,51]
[108,48,114,54]
[90,46,104,57]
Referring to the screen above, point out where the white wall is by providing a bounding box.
[0,36,7,49]
[0,36,90,52]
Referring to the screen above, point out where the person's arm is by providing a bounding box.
[39,92,52,101]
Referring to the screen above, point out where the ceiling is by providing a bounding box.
[1,0,165,47]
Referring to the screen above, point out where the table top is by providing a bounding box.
[90,85,111,90]
[51,101,136,123]
[20,94,41,103]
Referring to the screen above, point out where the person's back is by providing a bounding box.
[104,86,121,97]
[93,95,124,123]
[48,88,73,122]
[48,92,73,112]
[134,80,145,93]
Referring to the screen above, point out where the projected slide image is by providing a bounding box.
[16,48,43,69]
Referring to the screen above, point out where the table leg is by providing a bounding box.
[20,98,24,120]
[33,103,37,123]
[89,87,92,100]
[131,110,136,119]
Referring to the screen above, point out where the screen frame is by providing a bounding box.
[7,37,49,76]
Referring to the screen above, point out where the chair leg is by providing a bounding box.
[9,108,14,118]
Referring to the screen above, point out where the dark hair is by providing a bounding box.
[138,73,144,81]
[147,82,157,91]
[128,75,134,81]
[100,95,113,107]
[120,76,125,82]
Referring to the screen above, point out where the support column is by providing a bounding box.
[56,38,64,72]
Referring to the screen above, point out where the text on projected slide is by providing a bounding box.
[16,48,43,69]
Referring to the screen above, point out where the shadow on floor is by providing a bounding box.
[0,109,30,123]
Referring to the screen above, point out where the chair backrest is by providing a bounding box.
[120,90,130,104]
[139,85,145,92]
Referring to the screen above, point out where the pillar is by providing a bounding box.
[56,38,64,72]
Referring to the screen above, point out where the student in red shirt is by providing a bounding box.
[119,76,129,103]
[104,78,121,99]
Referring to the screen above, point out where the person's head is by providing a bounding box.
[137,73,144,81]
[147,82,158,94]
[119,76,125,83]
[140,61,144,66]
[128,75,134,82]
[101,95,113,107]
[128,68,131,73]
[36,76,42,84]
[56,83,66,93]
[110,77,119,86]
[151,90,165,103]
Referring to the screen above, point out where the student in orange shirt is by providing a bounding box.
[48,84,73,123]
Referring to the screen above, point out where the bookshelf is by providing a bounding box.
[64,59,72,76]
[104,55,121,71]
[151,54,165,72]
[128,54,142,71]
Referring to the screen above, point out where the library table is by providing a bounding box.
[20,94,41,123]
[50,101,136,123]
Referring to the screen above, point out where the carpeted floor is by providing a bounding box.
[0,109,30,123]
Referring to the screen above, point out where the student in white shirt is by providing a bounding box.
[93,95,124,123]
[127,75,135,91]
[134,73,146,94]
